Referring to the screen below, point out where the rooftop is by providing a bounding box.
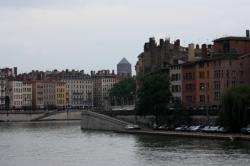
[118,58,130,65]
[214,36,250,42]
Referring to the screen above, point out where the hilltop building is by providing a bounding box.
[136,30,250,109]
[117,58,132,77]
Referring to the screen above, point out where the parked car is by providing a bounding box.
[154,124,170,131]
[241,128,250,134]
[209,126,220,133]
[125,124,140,130]
[175,125,189,131]
[201,126,211,132]
[201,126,224,133]
[189,125,204,132]
[217,127,228,133]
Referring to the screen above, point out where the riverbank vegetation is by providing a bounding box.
[219,86,250,132]
[109,77,136,105]
[135,73,172,125]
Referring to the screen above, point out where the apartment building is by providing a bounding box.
[43,81,56,108]
[169,61,184,102]
[56,82,66,108]
[0,79,7,109]
[64,79,93,108]
[92,70,119,107]
[32,81,44,109]
[209,54,250,106]
[22,81,32,108]
[7,81,23,109]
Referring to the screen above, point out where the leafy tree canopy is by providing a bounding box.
[219,86,250,131]
[110,77,136,98]
[136,73,172,120]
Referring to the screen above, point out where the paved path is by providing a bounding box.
[117,129,250,141]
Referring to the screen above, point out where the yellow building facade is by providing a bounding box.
[56,82,66,108]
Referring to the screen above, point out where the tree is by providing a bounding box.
[219,86,250,131]
[136,73,172,125]
[171,98,190,126]
[109,77,136,105]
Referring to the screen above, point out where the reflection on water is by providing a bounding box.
[134,135,250,166]
[0,122,250,166]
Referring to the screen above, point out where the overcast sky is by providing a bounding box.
[0,0,249,75]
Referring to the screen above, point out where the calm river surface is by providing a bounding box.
[1,121,250,166]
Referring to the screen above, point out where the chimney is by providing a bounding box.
[188,43,195,62]
[149,37,155,44]
[159,39,164,47]
[149,37,156,48]
[174,39,180,49]
[208,44,212,49]
[202,44,207,58]
[196,44,200,49]
[246,30,250,38]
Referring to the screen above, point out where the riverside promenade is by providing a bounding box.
[117,129,250,142]
[80,111,250,142]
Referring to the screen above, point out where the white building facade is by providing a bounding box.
[170,64,183,102]
[22,82,32,108]
[7,81,23,109]
[64,79,93,108]
[0,79,7,109]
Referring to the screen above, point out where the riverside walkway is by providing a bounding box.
[117,129,250,141]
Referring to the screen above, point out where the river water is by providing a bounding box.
[0,121,250,166]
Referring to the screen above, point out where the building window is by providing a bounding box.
[200,83,205,91]
[207,95,210,103]
[186,84,194,91]
[232,70,236,78]
[199,72,205,79]
[206,83,209,90]
[186,96,193,102]
[199,62,204,68]
[171,85,180,93]
[200,95,205,103]
[232,81,236,87]
[171,74,180,81]
[185,72,194,80]
[240,70,244,76]
[214,92,220,101]
[214,81,220,90]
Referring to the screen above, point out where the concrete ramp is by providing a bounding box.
[81,111,131,131]
[31,111,58,121]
